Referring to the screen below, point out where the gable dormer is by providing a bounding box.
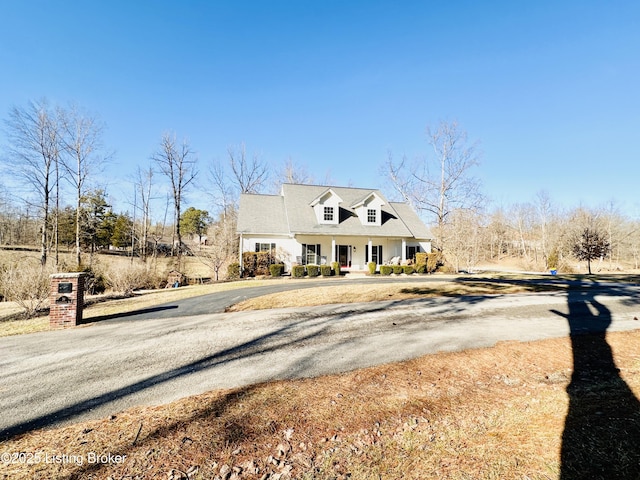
[309,188,343,225]
[351,191,384,227]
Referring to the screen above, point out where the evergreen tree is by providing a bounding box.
[180,207,211,244]
[111,213,133,249]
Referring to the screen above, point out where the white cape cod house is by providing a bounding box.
[237,184,431,273]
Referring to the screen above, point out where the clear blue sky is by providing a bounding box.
[1,1,639,218]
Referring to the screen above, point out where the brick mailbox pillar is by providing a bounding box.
[49,273,86,329]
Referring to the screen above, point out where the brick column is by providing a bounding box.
[49,273,86,329]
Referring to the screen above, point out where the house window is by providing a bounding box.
[371,245,382,264]
[365,245,383,264]
[324,206,334,221]
[301,243,321,265]
[256,243,276,253]
[367,209,377,223]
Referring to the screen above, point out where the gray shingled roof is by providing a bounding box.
[237,194,289,235]
[237,184,431,239]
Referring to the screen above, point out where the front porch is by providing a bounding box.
[296,235,429,271]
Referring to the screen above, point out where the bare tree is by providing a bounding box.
[3,99,61,266]
[274,157,314,189]
[534,190,554,268]
[228,143,268,194]
[445,208,485,273]
[209,158,236,215]
[485,208,509,260]
[385,120,483,252]
[508,202,535,262]
[59,104,107,268]
[152,133,197,259]
[193,210,237,281]
[600,200,626,269]
[134,165,155,260]
[206,158,241,277]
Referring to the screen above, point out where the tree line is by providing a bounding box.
[384,121,635,274]
[0,99,296,278]
[1,99,636,277]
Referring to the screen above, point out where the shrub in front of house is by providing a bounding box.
[393,265,404,275]
[415,264,427,274]
[320,265,332,276]
[242,252,257,277]
[415,252,428,268]
[292,265,305,278]
[403,265,415,275]
[331,261,341,276]
[256,252,276,276]
[227,263,240,280]
[269,264,284,277]
[368,262,377,275]
[426,252,442,273]
[307,264,320,277]
[380,265,393,275]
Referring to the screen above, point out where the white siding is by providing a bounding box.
[241,235,297,271]
[241,234,431,273]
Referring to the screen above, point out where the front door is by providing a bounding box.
[338,245,350,268]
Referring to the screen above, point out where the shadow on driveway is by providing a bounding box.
[552,285,640,479]
[0,294,491,441]
[81,305,179,324]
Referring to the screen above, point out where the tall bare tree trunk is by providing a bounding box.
[152,133,197,271]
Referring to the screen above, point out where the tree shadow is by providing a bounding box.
[0,294,493,442]
[80,305,179,324]
[551,285,640,479]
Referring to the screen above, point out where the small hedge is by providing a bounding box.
[227,263,240,280]
[320,265,332,276]
[415,252,428,267]
[426,252,442,273]
[368,262,377,275]
[380,265,393,275]
[403,265,415,275]
[292,265,305,278]
[269,264,284,277]
[332,261,341,276]
[307,264,320,277]
[416,264,427,274]
[393,265,404,275]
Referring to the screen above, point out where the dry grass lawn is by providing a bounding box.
[3,329,640,479]
[0,280,274,337]
[226,279,564,312]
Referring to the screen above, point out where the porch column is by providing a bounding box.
[368,238,373,264]
[401,238,407,263]
[239,233,244,273]
[331,237,336,264]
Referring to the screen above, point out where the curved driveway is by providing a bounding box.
[2,277,640,439]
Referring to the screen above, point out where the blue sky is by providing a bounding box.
[1,1,639,218]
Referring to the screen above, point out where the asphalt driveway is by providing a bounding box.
[2,279,640,439]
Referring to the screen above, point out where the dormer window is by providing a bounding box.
[350,191,385,227]
[324,206,334,221]
[310,188,342,225]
